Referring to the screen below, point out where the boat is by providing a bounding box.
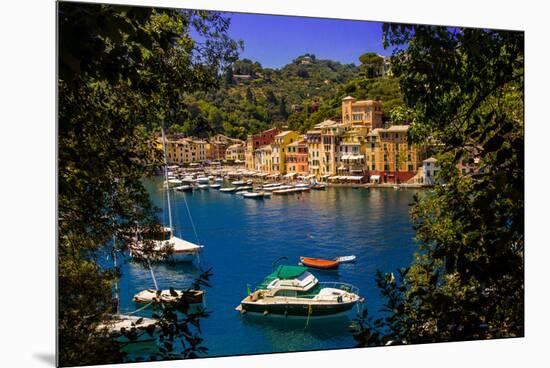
[181,176,196,184]
[299,256,340,270]
[243,191,266,199]
[195,177,210,184]
[99,234,160,347]
[393,185,400,190]
[164,178,183,187]
[334,255,356,263]
[209,184,221,189]
[97,314,159,345]
[215,177,224,182]
[175,185,193,192]
[231,180,246,186]
[300,255,357,269]
[133,288,205,305]
[196,184,209,190]
[130,127,203,263]
[236,190,251,196]
[295,183,310,189]
[220,187,238,193]
[311,183,327,190]
[236,265,363,317]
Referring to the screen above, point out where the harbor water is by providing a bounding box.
[116,177,420,357]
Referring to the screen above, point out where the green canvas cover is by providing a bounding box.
[255,265,309,290]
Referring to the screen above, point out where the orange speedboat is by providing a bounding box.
[299,256,340,270]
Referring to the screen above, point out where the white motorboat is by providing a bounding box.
[196,177,210,184]
[231,180,246,186]
[175,185,193,192]
[209,184,221,189]
[243,191,266,199]
[220,187,238,193]
[196,184,209,190]
[236,265,363,317]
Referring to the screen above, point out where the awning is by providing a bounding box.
[370,175,380,182]
[350,169,363,173]
[328,176,340,180]
[268,173,280,178]
[283,173,297,178]
[341,154,350,160]
[321,174,330,178]
[350,155,364,160]
[347,176,364,181]
[305,174,316,179]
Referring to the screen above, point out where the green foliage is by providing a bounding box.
[58,3,238,365]
[359,52,384,78]
[352,25,524,346]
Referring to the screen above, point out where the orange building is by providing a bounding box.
[286,139,309,175]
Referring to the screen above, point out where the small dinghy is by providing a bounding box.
[175,185,193,192]
[334,255,356,263]
[243,191,265,199]
[311,183,327,190]
[300,256,340,270]
[133,289,205,305]
[209,184,221,189]
[220,187,238,193]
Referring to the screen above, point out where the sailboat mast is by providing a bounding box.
[161,125,173,232]
[112,234,120,315]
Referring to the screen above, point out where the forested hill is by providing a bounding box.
[164,54,404,140]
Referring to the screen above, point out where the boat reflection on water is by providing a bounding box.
[240,313,354,352]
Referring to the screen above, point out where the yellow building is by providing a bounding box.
[306,129,323,179]
[364,125,424,183]
[337,126,368,177]
[271,130,300,174]
[341,96,383,129]
[164,137,207,164]
[314,120,346,177]
[225,143,245,162]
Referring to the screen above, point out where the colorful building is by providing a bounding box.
[164,137,207,164]
[341,96,383,129]
[286,139,309,175]
[245,128,280,170]
[225,143,246,162]
[337,126,368,177]
[364,125,424,183]
[272,130,300,174]
[306,129,323,179]
[207,134,243,161]
[254,145,273,173]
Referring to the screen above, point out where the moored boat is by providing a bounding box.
[243,191,266,199]
[311,183,327,190]
[236,265,363,317]
[299,256,339,270]
[133,289,205,305]
[209,184,221,189]
[220,187,238,193]
[175,185,193,192]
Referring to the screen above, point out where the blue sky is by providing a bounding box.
[223,12,388,69]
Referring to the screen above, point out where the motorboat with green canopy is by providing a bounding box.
[236,265,363,317]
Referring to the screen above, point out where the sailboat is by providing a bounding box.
[129,126,203,263]
[97,235,160,347]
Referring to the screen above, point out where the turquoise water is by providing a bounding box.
[116,177,419,357]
